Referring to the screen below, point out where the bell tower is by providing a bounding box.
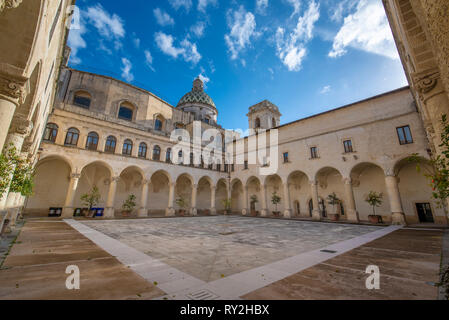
[247,100,282,131]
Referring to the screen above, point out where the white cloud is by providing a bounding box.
[286,0,301,18]
[68,15,87,65]
[275,0,320,71]
[153,8,175,27]
[144,50,155,72]
[155,32,202,64]
[133,37,141,49]
[320,85,331,94]
[198,0,218,13]
[224,6,259,60]
[190,21,206,38]
[256,0,269,15]
[197,69,210,88]
[86,4,125,40]
[329,0,399,60]
[121,58,134,82]
[329,0,357,23]
[169,0,192,11]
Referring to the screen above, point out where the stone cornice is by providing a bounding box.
[412,68,443,101]
[0,0,23,14]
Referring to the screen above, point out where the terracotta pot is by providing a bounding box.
[329,214,340,221]
[251,210,257,217]
[368,215,382,224]
[273,211,280,217]
[122,210,131,217]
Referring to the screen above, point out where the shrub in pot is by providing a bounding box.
[327,193,341,221]
[175,195,188,216]
[80,186,101,218]
[122,194,136,217]
[365,191,383,224]
[271,192,281,217]
[250,195,258,216]
[222,198,232,215]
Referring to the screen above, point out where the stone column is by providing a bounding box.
[385,174,406,225]
[190,183,198,216]
[260,184,268,217]
[242,186,248,216]
[105,176,119,218]
[0,66,29,152]
[210,186,217,215]
[138,180,149,217]
[0,117,33,210]
[283,182,292,218]
[343,178,359,222]
[62,173,81,218]
[310,180,321,221]
[166,182,176,216]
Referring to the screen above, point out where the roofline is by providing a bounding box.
[274,86,411,131]
[66,67,175,109]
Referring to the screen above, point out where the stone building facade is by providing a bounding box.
[0,0,75,230]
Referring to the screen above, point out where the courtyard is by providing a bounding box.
[0,216,445,300]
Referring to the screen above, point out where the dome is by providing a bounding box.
[177,78,216,109]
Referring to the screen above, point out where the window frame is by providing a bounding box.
[343,140,354,154]
[122,139,133,156]
[396,125,414,145]
[105,136,117,153]
[85,132,99,151]
[118,105,134,121]
[43,123,58,143]
[138,143,148,159]
[310,146,319,159]
[64,128,80,146]
[152,145,161,161]
[283,152,289,163]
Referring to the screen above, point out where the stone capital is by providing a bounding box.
[71,173,81,180]
[9,116,33,137]
[0,0,23,13]
[412,68,442,100]
[0,66,29,105]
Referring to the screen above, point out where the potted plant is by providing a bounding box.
[271,192,281,217]
[250,195,258,216]
[365,191,384,224]
[80,186,101,218]
[175,195,188,216]
[327,193,341,221]
[122,194,137,217]
[222,198,232,215]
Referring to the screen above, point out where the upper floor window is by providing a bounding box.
[190,153,194,167]
[397,125,413,145]
[153,145,161,161]
[231,164,235,172]
[64,128,79,146]
[255,117,261,129]
[43,123,58,142]
[73,91,91,109]
[166,148,172,163]
[86,132,99,151]
[154,115,165,131]
[178,150,184,164]
[343,140,354,153]
[244,160,248,170]
[122,139,133,156]
[204,117,210,124]
[118,105,134,121]
[272,118,277,127]
[310,147,318,159]
[283,152,289,163]
[105,136,116,153]
[139,143,148,159]
[217,164,221,172]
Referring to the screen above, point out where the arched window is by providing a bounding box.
[138,143,147,158]
[43,123,58,142]
[105,136,117,153]
[165,148,172,163]
[178,150,183,164]
[153,145,161,161]
[272,118,276,127]
[190,153,194,166]
[204,117,210,124]
[154,115,165,131]
[255,117,261,128]
[64,128,79,146]
[122,139,133,156]
[86,132,99,150]
[118,103,134,121]
[73,91,91,109]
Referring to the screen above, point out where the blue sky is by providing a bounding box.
[68,0,408,130]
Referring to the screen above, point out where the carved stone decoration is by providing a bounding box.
[413,69,440,96]
[0,0,23,13]
[8,116,33,137]
[0,71,29,105]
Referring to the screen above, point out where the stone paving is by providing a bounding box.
[82,216,380,282]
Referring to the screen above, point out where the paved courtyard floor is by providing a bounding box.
[0,216,445,300]
[81,216,381,282]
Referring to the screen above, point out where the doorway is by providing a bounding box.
[416,203,434,223]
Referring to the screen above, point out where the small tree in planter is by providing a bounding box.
[122,194,136,217]
[271,192,282,217]
[175,195,188,216]
[365,191,383,224]
[222,198,232,215]
[327,193,341,221]
[81,186,101,217]
[250,195,259,216]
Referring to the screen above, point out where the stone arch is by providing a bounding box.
[197,176,212,214]
[80,160,114,178]
[287,170,310,217]
[246,176,262,214]
[116,166,144,215]
[26,154,72,216]
[315,166,345,219]
[350,162,389,222]
[0,0,45,72]
[38,154,74,172]
[216,178,229,213]
[74,161,113,210]
[149,170,172,215]
[175,173,193,214]
[265,174,284,215]
[230,178,244,213]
